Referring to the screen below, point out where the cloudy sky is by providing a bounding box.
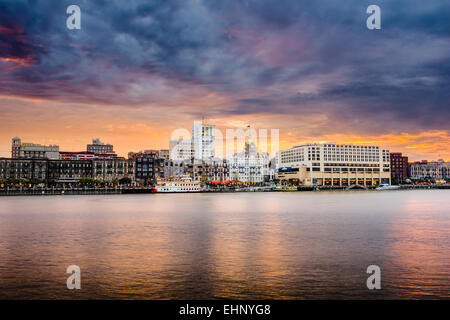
[0,0,449,160]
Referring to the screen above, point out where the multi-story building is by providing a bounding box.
[11,137,59,160]
[129,151,164,182]
[163,160,187,180]
[409,160,449,182]
[47,160,93,183]
[169,138,193,161]
[277,143,391,186]
[188,159,229,182]
[92,158,135,182]
[229,141,266,183]
[59,151,117,160]
[87,138,114,154]
[1,157,135,184]
[203,159,230,182]
[390,152,408,184]
[192,121,215,160]
[0,158,48,181]
[163,159,229,182]
[0,158,92,183]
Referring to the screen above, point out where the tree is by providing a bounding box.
[29,179,44,186]
[6,178,24,186]
[119,177,132,185]
[45,179,57,187]
[79,178,95,186]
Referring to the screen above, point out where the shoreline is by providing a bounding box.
[1,184,449,197]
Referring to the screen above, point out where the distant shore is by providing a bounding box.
[0,184,449,196]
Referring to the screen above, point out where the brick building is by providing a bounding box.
[128,151,164,182]
[390,153,408,184]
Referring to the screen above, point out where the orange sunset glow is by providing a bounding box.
[0,1,449,161]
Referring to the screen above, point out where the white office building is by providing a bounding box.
[277,143,391,186]
[192,121,215,160]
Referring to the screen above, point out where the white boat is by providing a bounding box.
[152,178,201,193]
[375,184,400,191]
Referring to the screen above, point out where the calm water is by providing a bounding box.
[0,190,449,299]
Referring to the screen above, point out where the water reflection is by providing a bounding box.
[0,190,448,299]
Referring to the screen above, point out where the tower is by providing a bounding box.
[11,137,21,158]
[192,120,215,160]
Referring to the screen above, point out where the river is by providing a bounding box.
[0,190,448,299]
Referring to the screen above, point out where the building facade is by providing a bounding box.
[0,158,48,181]
[129,151,164,182]
[409,160,449,182]
[390,152,408,184]
[11,137,59,160]
[164,159,229,182]
[169,138,193,161]
[87,138,114,154]
[192,121,215,160]
[1,158,135,184]
[164,160,187,180]
[187,159,229,182]
[92,158,135,182]
[59,151,118,160]
[277,143,391,186]
[229,142,266,183]
[47,160,93,183]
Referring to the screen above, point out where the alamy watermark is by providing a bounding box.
[170,123,280,160]
[366,265,381,290]
[66,265,81,290]
[66,5,81,30]
[366,5,381,30]
[65,5,381,31]
[64,264,380,291]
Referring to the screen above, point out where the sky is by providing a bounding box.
[0,0,449,160]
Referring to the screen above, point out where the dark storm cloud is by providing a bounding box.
[0,0,449,134]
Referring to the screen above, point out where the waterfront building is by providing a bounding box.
[163,160,187,180]
[192,121,215,160]
[129,151,164,182]
[202,159,230,182]
[409,159,449,182]
[92,158,135,182]
[0,158,48,181]
[229,141,266,183]
[390,152,408,184]
[277,143,391,186]
[47,160,93,184]
[11,137,59,160]
[1,157,135,184]
[164,158,229,182]
[169,138,193,161]
[59,151,117,160]
[187,159,229,182]
[87,138,114,154]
